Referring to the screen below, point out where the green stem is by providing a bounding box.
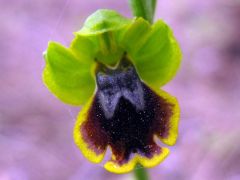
[134,164,149,180]
[128,0,157,23]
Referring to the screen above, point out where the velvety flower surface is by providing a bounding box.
[43,9,181,173]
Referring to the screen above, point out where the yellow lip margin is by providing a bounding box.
[73,95,107,163]
[152,87,180,146]
[104,147,169,174]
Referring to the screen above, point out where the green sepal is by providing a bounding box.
[43,41,96,105]
[120,18,182,88]
[77,9,132,35]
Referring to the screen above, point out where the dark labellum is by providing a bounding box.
[81,55,173,165]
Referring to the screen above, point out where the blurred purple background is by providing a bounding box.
[1,0,240,179]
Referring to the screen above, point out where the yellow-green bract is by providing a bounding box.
[43,9,182,106]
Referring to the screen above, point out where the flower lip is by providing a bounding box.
[74,54,180,172]
[96,55,145,119]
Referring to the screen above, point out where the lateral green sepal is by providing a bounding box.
[43,41,95,105]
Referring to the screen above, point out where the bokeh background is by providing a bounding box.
[1,0,240,179]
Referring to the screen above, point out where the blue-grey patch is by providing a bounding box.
[96,58,145,119]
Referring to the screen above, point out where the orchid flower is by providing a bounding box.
[43,9,181,174]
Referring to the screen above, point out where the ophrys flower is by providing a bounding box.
[43,9,181,174]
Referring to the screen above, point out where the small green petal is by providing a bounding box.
[70,35,97,61]
[120,18,151,54]
[123,19,182,88]
[77,9,131,35]
[86,32,124,66]
[43,41,95,105]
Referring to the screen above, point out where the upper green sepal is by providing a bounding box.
[42,9,182,105]
[76,9,132,35]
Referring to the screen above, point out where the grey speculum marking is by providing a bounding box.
[96,56,145,119]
